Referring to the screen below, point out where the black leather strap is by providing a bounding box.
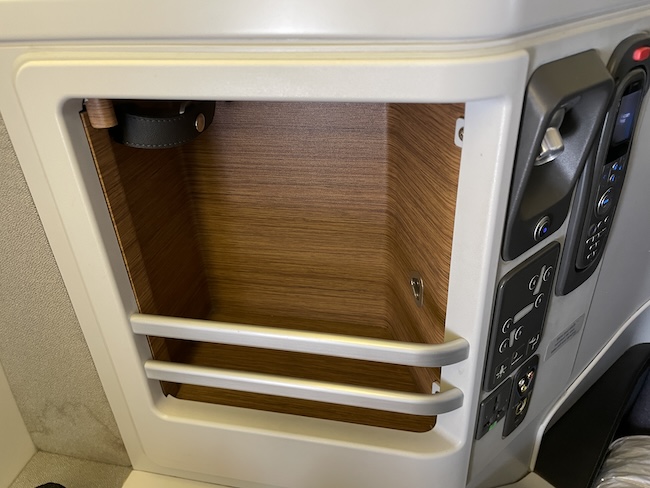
[110,101,215,149]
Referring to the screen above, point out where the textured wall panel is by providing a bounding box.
[0,115,130,466]
[10,452,130,488]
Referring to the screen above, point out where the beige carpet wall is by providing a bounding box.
[0,114,130,467]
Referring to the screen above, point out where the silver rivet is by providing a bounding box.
[458,126,464,141]
[195,113,206,133]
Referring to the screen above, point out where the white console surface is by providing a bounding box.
[0,0,648,43]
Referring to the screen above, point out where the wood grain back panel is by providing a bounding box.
[183,102,393,337]
[81,112,212,320]
[176,385,434,432]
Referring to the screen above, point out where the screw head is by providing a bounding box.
[195,113,206,133]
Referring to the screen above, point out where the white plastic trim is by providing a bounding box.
[131,313,470,367]
[1,45,529,488]
[145,360,464,416]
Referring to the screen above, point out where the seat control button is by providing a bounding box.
[534,216,551,242]
[597,188,613,216]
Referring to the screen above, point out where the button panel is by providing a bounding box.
[484,243,559,392]
[576,157,627,269]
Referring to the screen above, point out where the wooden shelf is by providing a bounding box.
[82,100,464,432]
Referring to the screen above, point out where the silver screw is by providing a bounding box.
[458,126,464,141]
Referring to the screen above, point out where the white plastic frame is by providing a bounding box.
[131,314,470,367]
[1,48,528,487]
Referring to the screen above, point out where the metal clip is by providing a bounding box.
[410,273,424,307]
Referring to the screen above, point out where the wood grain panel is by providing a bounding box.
[387,103,465,391]
[176,385,435,432]
[81,112,212,320]
[82,101,464,432]
[81,111,213,396]
[182,102,392,336]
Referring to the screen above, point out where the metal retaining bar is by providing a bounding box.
[144,360,464,416]
[131,313,469,368]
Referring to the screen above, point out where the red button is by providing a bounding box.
[633,46,650,61]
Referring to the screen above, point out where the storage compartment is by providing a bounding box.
[81,100,464,432]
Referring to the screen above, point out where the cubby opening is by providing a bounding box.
[81,100,464,432]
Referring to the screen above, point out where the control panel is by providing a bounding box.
[557,35,650,295]
[576,69,644,270]
[484,243,559,392]
[576,161,625,268]
[503,355,539,437]
[476,355,540,439]
[502,50,613,260]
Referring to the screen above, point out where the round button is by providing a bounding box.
[514,326,524,341]
[534,216,551,242]
[601,168,609,183]
[499,338,510,353]
[534,293,544,308]
[597,188,613,216]
[588,224,598,236]
[609,174,617,184]
[502,318,513,334]
[543,266,553,282]
[529,275,539,291]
